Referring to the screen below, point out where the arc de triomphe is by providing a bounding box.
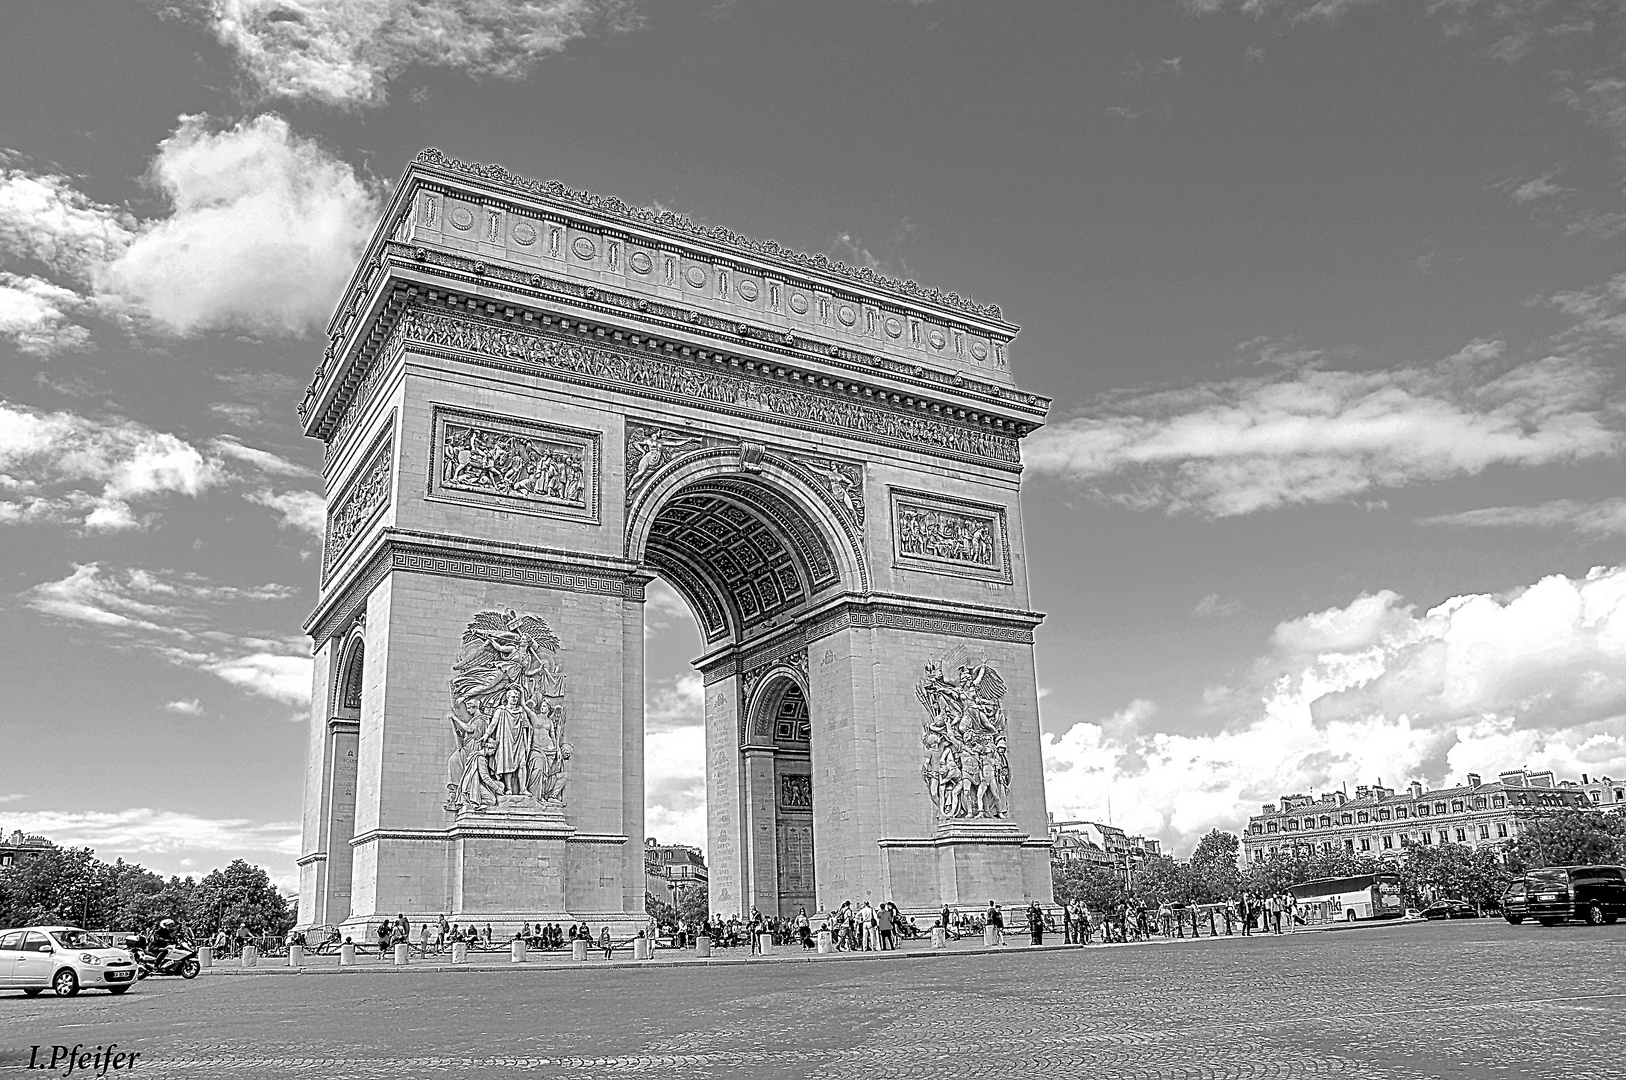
[296,150,1054,937]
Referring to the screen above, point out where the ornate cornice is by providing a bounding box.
[415,148,1005,322]
[400,306,1023,468]
[305,529,645,643]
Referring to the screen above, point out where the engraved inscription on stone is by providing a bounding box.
[896,502,997,567]
[441,420,586,507]
[324,430,393,579]
[917,659,1011,821]
[444,608,572,814]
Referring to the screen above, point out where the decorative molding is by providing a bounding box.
[430,404,601,523]
[804,601,1039,646]
[323,418,395,583]
[889,487,1011,583]
[400,308,1022,466]
[295,852,327,866]
[306,530,644,643]
[415,148,1005,321]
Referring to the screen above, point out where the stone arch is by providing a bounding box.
[335,631,366,718]
[744,664,811,747]
[626,450,869,645]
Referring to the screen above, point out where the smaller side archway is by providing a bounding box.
[321,629,365,926]
[740,671,817,919]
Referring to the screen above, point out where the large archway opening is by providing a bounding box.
[631,461,862,920]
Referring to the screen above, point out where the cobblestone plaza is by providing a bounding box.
[2,921,1619,1079]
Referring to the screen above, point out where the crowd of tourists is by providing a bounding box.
[1051,891,1303,944]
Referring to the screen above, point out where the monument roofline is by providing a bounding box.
[397,148,1009,323]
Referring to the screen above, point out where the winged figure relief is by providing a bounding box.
[917,658,1012,821]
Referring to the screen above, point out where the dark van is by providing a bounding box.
[1524,865,1626,926]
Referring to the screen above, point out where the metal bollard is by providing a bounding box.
[394,942,409,965]
[288,944,303,967]
[240,945,258,968]
[451,941,468,964]
[510,939,527,963]
[696,935,712,958]
[198,946,213,969]
[340,943,356,966]
[571,938,588,962]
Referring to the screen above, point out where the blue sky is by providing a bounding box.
[1,0,1623,891]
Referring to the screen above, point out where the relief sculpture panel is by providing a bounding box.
[323,424,394,582]
[917,658,1012,821]
[890,489,1009,582]
[444,608,572,814]
[430,407,599,523]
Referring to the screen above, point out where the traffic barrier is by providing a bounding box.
[198,947,213,968]
[931,927,946,949]
[983,926,998,946]
[510,939,527,963]
[288,944,303,967]
[393,942,409,965]
[696,936,712,958]
[241,946,258,968]
[572,939,588,962]
[339,943,356,966]
[816,930,832,954]
[451,942,468,963]
[757,933,773,955]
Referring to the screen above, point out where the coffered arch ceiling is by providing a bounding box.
[643,478,840,643]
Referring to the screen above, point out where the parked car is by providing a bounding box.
[0,926,140,996]
[1419,899,1479,920]
[1524,865,1626,926]
[1502,881,1528,925]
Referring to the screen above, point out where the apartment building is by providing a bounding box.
[1242,769,1589,867]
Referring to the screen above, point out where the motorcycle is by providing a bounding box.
[125,935,201,980]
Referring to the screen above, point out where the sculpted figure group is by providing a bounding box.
[442,423,586,507]
[445,608,572,813]
[897,505,994,566]
[917,660,1012,820]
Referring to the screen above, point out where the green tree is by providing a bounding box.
[194,860,292,939]
[675,882,709,925]
[1504,810,1626,871]
[1132,856,1194,905]
[1399,842,1507,910]
[1187,830,1243,903]
[1242,848,1383,896]
[0,847,102,927]
[1052,861,1128,913]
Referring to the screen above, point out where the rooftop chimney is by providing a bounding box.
[1467,773,1482,788]
[1499,770,1526,787]
[1408,780,1424,800]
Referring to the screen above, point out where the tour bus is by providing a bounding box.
[1289,873,1405,924]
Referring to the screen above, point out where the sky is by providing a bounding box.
[1,0,1623,894]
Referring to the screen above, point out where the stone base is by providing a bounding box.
[877,819,1046,910]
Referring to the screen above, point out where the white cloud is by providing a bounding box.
[1193,593,1245,619]
[21,563,310,708]
[0,272,92,356]
[0,167,134,278]
[646,672,703,731]
[247,488,326,536]
[1044,564,1626,854]
[103,114,379,336]
[0,808,300,860]
[0,115,378,349]
[1419,498,1626,537]
[0,400,223,529]
[164,699,204,715]
[1025,340,1620,516]
[644,671,706,848]
[210,436,314,478]
[201,0,640,109]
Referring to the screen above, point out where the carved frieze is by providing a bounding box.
[917,657,1011,821]
[444,608,572,815]
[401,308,1021,465]
[430,406,600,523]
[324,422,395,582]
[890,488,1010,582]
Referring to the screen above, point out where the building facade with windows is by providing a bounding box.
[1242,770,1589,867]
[1049,817,1161,875]
[644,838,708,906]
[0,829,52,869]
[1577,773,1625,811]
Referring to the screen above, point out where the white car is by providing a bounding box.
[0,926,140,996]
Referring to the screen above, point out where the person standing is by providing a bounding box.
[1239,894,1253,937]
[396,912,410,947]
[987,900,1004,945]
[877,902,896,951]
[376,918,393,961]
[1027,901,1045,945]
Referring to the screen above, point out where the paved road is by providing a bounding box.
[1,919,1620,1078]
